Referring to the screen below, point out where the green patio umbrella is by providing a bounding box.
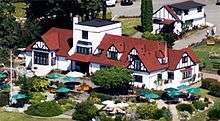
[56,87,71,93]
[164,87,178,92]
[167,90,181,97]
[0,72,7,79]
[63,76,77,83]
[141,91,160,99]
[177,84,191,90]
[12,93,27,100]
[47,73,64,79]
[187,87,201,94]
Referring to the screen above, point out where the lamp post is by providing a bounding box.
[9,50,13,105]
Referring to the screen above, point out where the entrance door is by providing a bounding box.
[75,61,89,74]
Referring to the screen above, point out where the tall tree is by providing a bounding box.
[0,0,21,49]
[80,0,102,21]
[141,0,153,32]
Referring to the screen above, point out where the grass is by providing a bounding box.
[189,88,220,121]
[193,43,220,71]
[0,110,71,121]
[13,2,28,18]
[117,17,141,36]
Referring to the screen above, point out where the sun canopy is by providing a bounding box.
[66,72,84,78]
[164,87,178,92]
[167,90,181,97]
[56,87,71,93]
[141,91,160,99]
[187,87,201,94]
[177,84,191,90]
[63,76,78,83]
[47,73,65,79]
[12,93,27,100]
[0,72,7,79]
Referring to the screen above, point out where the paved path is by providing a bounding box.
[173,27,208,49]
[168,104,180,121]
[203,72,220,81]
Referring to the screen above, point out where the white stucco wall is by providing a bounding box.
[153,7,175,20]
[181,8,205,22]
[25,52,32,69]
[69,22,122,56]
[89,63,100,74]
[54,56,72,71]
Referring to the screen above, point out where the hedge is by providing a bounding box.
[0,91,9,107]
[208,101,220,120]
[192,100,206,110]
[201,78,217,89]
[176,104,195,114]
[90,92,112,101]
[25,101,63,117]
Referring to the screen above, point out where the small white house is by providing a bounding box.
[153,1,206,35]
[25,17,201,90]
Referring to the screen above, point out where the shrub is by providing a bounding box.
[137,103,157,119]
[90,92,112,101]
[25,101,63,117]
[153,107,172,121]
[176,104,195,114]
[201,78,217,89]
[58,99,76,111]
[72,100,98,121]
[209,82,220,97]
[30,77,49,92]
[0,91,9,107]
[208,101,220,120]
[29,92,46,104]
[142,31,163,41]
[192,100,206,110]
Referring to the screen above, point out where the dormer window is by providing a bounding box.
[128,48,147,71]
[82,30,88,39]
[107,46,118,60]
[184,10,189,15]
[197,7,202,12]
[182,56,188,63]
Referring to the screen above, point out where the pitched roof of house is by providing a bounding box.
[77,19,119,27]
[164,5,181,21]
[68,34,199,72]
[26,27,72,57]
[168,47,200,70]
[170,1,205,10]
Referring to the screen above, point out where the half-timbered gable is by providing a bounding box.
[106,45,118,60]
[33,41,49,50]
[176,53,195,69]
[128,48,147,71]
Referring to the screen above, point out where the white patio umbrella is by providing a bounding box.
[66,71,84,78]
[116,102,129,108]
[102,100,115,105]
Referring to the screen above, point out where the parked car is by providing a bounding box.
[121,0,133,6]
[106,0,117,7]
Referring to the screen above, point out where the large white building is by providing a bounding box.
[153,1,206,35]
[25,17,201,90]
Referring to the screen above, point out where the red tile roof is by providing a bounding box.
[68,34,199,72]
[164,5,181,21]
[26,27,72,57]
[168,47,200,70]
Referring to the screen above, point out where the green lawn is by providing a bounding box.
[0,110,72,121]
[193,43,220,71]
[189,88,220,121]
[117,17,141,36]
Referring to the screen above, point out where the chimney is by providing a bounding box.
[164,42,168,63]
[73,15,79,30]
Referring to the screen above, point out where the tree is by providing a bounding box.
[80,0,102,21]
[91,67,133,94]
[161,33,176,48]
[141,0,153,32]
[72,100,98,121]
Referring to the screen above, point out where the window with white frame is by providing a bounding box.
[106,46,118,60]
[34,51,49,65]
[182,70,192,79]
